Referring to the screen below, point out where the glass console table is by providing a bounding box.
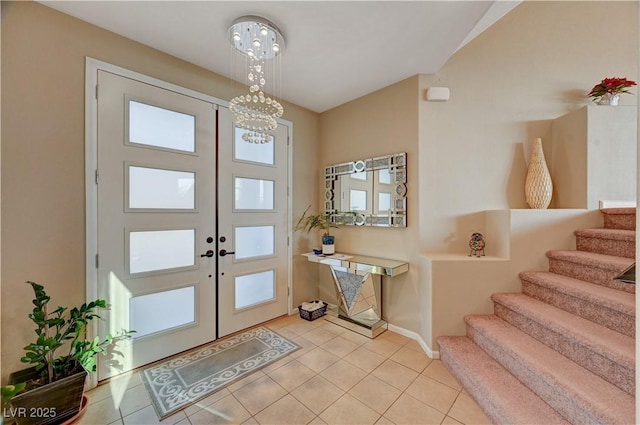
[303,253,409,338]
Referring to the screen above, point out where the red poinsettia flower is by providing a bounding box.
[588,77,637,98]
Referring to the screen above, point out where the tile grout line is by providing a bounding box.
[442,390,465,424]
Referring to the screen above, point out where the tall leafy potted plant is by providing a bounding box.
[295,206,339,255]
[2,281,133,425]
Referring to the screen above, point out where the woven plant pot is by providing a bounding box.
[7,364,87,425]
[525,137,553,209]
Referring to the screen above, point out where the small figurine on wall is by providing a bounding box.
[469,233,486,257]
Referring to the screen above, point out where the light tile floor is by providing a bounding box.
[80,315,492,425]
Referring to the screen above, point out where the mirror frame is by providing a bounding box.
[324,152,407,227]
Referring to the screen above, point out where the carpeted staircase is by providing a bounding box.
[438,208,636,424]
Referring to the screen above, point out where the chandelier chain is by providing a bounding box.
[229,16,285,144]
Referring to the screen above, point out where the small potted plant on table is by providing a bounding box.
[1,281,133,425]
[295,206,339,255]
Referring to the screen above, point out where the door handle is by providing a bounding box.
[219,249,235,257]
[200,250,214,258]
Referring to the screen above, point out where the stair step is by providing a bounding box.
[547,250,635,293]
[519,271,635,337]
[491,293,635,394]
[574,228,635,258]
[601,207,636,230]
[438,336,570,425]
[465,315,635,425]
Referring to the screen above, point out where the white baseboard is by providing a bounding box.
[388,323,439,359]
[286,309,440,358]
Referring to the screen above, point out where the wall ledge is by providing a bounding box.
[423,253,508,262]
[424,208,599,261]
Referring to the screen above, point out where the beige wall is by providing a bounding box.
[319,1,638,351]
[551,106,637,209]
[418,1,638,350]
[318,76,422,333]
[1,1,319,382]
[419,0,638,254]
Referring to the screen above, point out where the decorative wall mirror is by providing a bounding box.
[324,152,407,227]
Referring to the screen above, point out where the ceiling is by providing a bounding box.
[40,1,521,113]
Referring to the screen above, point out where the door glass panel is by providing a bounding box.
[129,166,195,209]
[130,286,195,338]
[235,226,275,259]
[378,192,391,212]
[350,189,367,211]
[234,177,274,210]
[235,270,275,309]
[378,169,392,184]
[234,127,275,165]
[128,100,195,152]
[129,229,195,274]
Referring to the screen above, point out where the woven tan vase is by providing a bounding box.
[525,137,553,209]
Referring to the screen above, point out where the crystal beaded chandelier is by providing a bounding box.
[228,16,285,144]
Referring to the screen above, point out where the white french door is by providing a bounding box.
[96,71,217,379]
[217,107,290,337]
[91,64,292,380]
